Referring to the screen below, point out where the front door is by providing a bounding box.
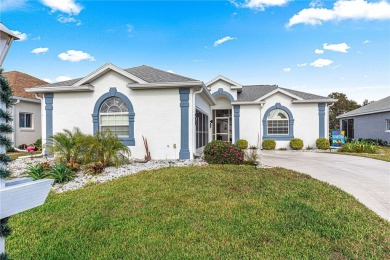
[215,117,230,142]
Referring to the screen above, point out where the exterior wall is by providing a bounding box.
[260,92,320,149]
[208,80,238,100]
[49,70,183,160]
[240,104,262,147]
[344,112,390,142]
[13,101,41,146]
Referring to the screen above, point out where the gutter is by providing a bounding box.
[337,108,390,119]
[11,99,20,148]
[292,99,338,104]
[25,85,94,93]
[127,81,204,89]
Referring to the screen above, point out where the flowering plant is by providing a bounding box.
[203,140,244,165]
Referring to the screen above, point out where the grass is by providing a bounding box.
[338,146,390,162]
[7,151,41,160]
[8,166,389,259]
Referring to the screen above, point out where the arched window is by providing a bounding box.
[267,109,289,135]
[99,97,129,136]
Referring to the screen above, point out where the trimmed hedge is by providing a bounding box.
[290,138,304,150]
[204,140,244,164]
[236,139,248,149]
[262,140,276,150]
[316,138,330,150]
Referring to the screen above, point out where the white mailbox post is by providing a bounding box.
[0,23,53,255]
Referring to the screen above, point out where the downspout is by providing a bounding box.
[192,86,204,157]
[12,99,20,149]
[18,94,45,158]
[259,103,265,148]
[328,102,335,137]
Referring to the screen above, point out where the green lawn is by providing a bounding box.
[7,166,389,259]
[338,146,390,162]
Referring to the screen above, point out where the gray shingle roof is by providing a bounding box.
[33,65,197,88]
[337,96,390,118]
[237,85,330,102]
[125,65,197,83]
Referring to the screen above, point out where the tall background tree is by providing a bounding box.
[328,92,361,130]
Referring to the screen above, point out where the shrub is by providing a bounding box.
[88,162,104,175]
[34,138,42,151]
[262,140,276,150]
[236,139,248,149]
[203,140,244,165]
[339,141,378,154]
[316,138,330,150]
[24,163,50,180]
[49,163,76,184]
[358,138,388,146]
[66,162,79,172]
[290,138,304,150]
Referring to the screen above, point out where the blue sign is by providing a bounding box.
[332,130,345,147]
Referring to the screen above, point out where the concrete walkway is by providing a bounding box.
[259,150,390,221]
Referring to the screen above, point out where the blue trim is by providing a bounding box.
[44,93,53,146]
[262,103,294,141]
[179,88,190,159]
[211,88,234,102]
[233,105,240,143]
[92,87,135,146]
[318,103,326,138]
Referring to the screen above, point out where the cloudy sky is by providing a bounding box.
[1,0,389,103]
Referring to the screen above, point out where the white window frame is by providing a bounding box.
[386,119,390,132]
[267,109,289,135]
[19,112,33,129]
[99,97,129,137]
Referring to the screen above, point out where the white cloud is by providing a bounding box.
[32,36,41,40]
[310,58,333,67]
[43,78,53,83]
[309,0,323,8]
[214,36,236,47]
[41,0,83,15]
[363,39,371,44]
[167,70,175,74]
[297,63,307,67]
[31,47,49,54]
[126,24,134,33]
[314,49,324,54]
[283,67,291,72]
[57,15,81,25]
[58,50,96,62]
[233,0,290,11]
[323,42,350,53]
[287,0,390,27]
[10,30,28,41]
[56,76,72,82]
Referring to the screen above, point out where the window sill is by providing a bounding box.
[263,135,294,141]
[20,128,35,132]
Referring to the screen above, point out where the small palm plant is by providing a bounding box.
[49,127,86,163]
[24,163,49,180]
[82,130,131,167]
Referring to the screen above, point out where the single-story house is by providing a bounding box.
[337,96,390,142]
[3,71,47,147]
[26,63,336,159]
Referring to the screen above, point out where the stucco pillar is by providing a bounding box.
[179,88,190,160]
[233,105,240,143]
[44,93,53,154]
[318,103,325,138]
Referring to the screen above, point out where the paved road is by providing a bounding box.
[259,150,390,221]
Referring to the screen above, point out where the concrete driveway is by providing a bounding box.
[259,150,390,221]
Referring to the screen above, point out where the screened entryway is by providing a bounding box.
[213,109,232,142]
[195,109,209,149]
[341,119,354,139]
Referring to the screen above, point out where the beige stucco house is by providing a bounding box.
[3,71,47,147]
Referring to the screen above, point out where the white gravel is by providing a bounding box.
[7,158,207,193]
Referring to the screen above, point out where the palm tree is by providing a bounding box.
[49,127,86,163]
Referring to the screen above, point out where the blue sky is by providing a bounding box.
[1,0,389,103]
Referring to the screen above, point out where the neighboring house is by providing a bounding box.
[337,96,390,142]
[26,63,336,159]
[3,71,47,147]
